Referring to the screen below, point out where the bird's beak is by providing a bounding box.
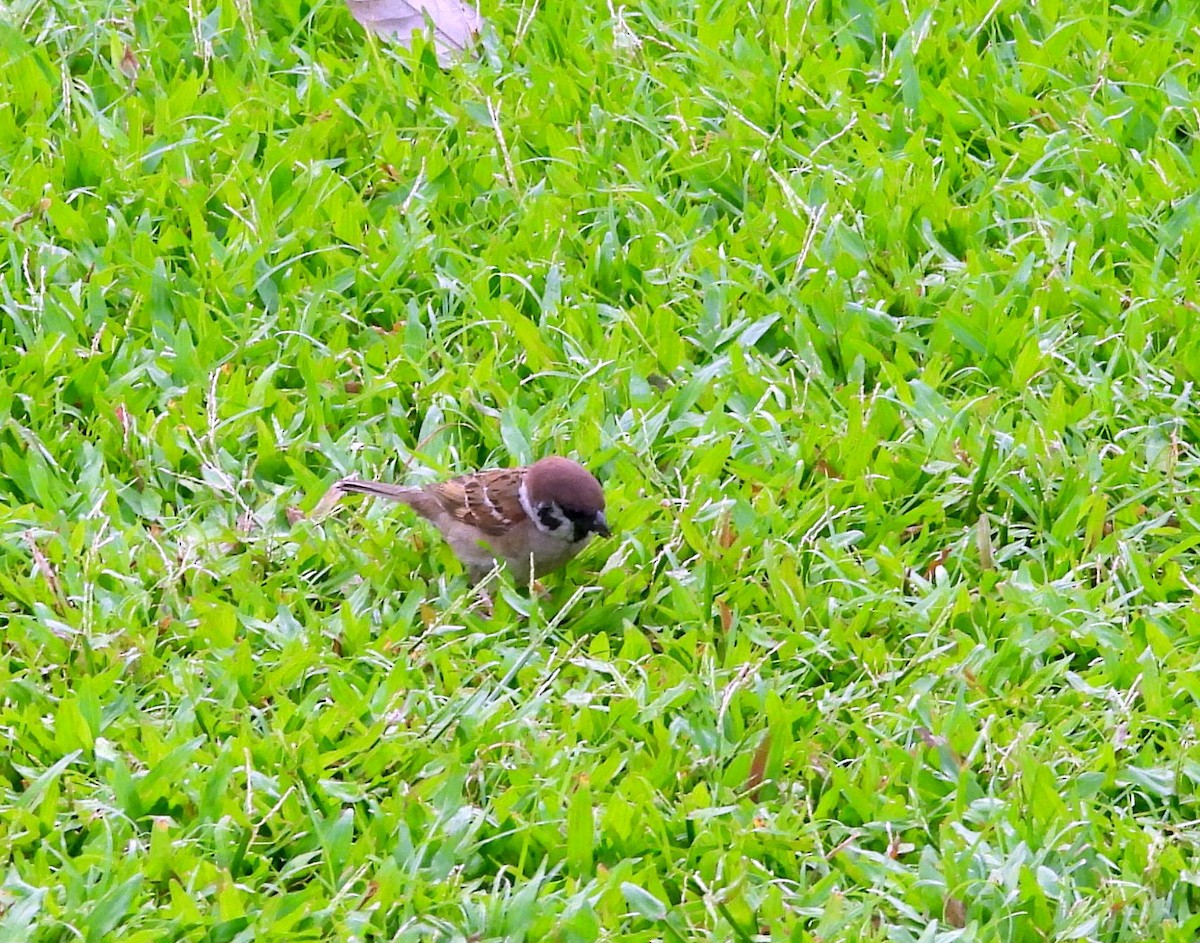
[592,511,610,538]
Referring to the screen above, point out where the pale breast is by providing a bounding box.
[440,511,590,583]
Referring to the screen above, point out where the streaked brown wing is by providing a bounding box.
[429,467,526,537]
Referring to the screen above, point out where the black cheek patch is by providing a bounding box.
[538,505,564,530]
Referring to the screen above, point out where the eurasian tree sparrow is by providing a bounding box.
[318,456,610,584]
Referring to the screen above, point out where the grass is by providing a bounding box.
[2,0,1200,939]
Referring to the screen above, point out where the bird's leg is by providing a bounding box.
[472,589,494,619]
[468,564,496,618]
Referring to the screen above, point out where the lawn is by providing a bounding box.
[2,0,1200,939]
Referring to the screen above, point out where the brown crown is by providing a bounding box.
[524,457,605,511]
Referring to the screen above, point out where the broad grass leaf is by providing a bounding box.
[621,882,667,921]
[84,874,143,943]
[0,887,44,942]
[16,751,81,810]
[566,784,594,877]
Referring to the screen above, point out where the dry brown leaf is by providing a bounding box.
[944,896,967,928]
[24,530,62,601]
[718,514,736,549]
[716,598,733,632]
[812,457,841,479]
[976,512,994,571]
[346,0,483,65]
[925,546,950,578]
[747,734,771,801]
[119,44,139,81]
[825,833,859,860]
[12,197,50,228]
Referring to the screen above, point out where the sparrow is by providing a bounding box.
[318,456,610,585]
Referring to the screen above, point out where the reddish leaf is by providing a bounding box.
[345,0,484,65]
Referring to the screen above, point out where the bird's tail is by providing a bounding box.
[335,478,421,502]
[312,477,429,519]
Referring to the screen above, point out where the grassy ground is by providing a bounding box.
[2,0,1200,939]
